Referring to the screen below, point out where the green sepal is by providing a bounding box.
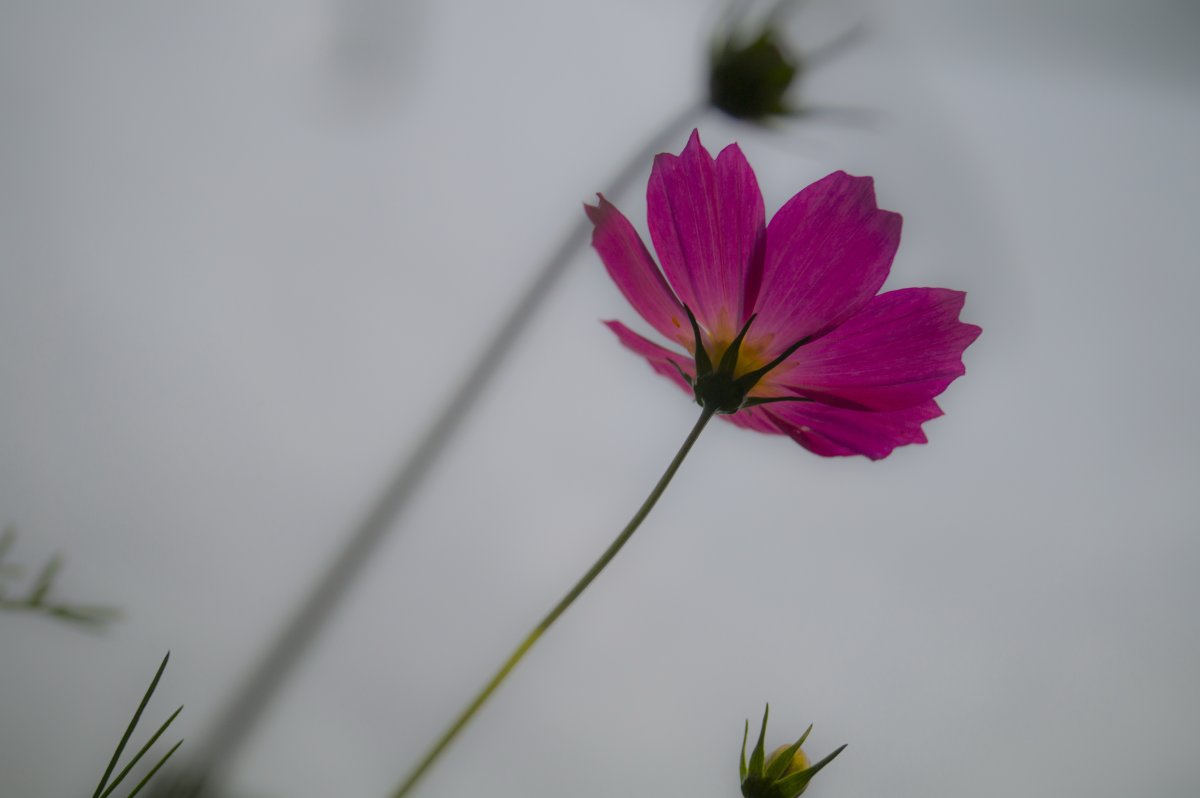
[739,396,813,409]
[667,358,694,387]
[683,305,713,377]
[740,719,749,781]
[747,704,770,779]
[764,724,812,781]
[733,335,811,395]
[717,314,757,375]
[775,743,847,796]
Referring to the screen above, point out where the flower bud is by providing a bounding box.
[740,706,845,798]
[765,743,811,776]
[708,24,800,121]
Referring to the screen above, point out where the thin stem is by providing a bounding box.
[171,99,708,796]
[390,406,716,798]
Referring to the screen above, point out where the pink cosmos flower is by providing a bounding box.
[587,130,981,460]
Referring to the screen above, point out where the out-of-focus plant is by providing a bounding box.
[709,0,803,121]
[0,525,120,628]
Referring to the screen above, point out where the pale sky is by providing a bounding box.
[2,2,1199,797]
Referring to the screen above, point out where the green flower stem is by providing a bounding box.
[390,406,717,798]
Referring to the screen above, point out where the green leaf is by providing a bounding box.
[124,739,183,798]
[99,705,183,798]
[93,652,171,798]
[48,604,122,627]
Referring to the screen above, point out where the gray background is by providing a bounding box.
[2,1,1198,796]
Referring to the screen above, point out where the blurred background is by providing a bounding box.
[2,1,1199,796]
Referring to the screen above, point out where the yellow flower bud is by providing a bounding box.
[740,706,845,798]
[766,744,811,777]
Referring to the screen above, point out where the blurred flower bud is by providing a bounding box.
[708,17,800,121]
[740,705,845,798]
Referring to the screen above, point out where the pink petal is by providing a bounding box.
[753,172,902,355]
[771,288,982,411]
[646,129,766,338]
[603,320,695,396]
[587,196,690,346]
[763,400,945,460]
[719,405,786,435]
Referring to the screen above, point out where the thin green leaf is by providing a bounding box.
[93,652,171,798]
[124,739,183,798]
[99,705,183,798]
[48,604,122,626]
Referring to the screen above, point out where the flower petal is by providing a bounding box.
[753,172,901,355]
[763,400,945,460]
[720,405,786,435]
[646,130,766,338]
[771,288,982,410]
[603,320,695,396]
[587,195,690,346]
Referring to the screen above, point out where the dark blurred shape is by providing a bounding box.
[709,0,878,126]
[709,26,800,121]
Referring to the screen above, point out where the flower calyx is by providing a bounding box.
[740,705,846,798]
[676,306,810,414]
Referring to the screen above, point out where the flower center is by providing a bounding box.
[681,307,809,415]
[709,337,771,380]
